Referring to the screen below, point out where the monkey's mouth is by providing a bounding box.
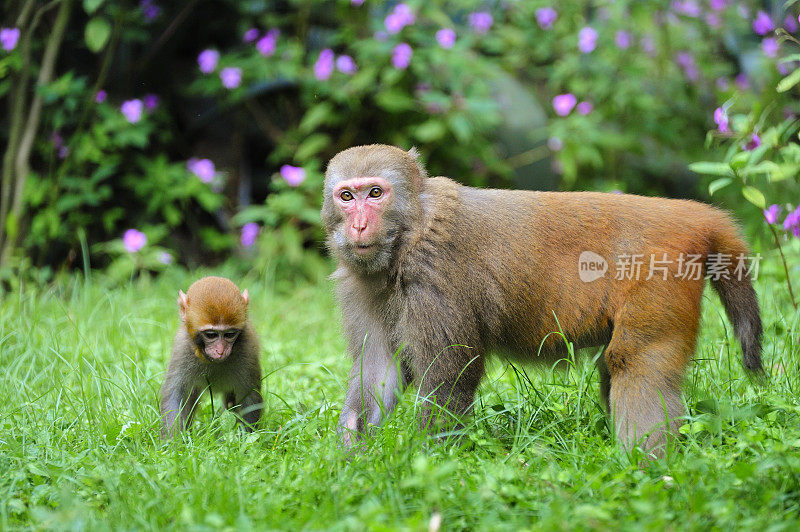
[353,243,375,255]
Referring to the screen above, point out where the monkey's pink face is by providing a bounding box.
[196,327,241,363]
[332,177,392,255]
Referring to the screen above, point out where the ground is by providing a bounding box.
[0,251,799,530]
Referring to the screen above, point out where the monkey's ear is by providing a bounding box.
[241,289,250,307]
[178,290,189,322]
[407,146,428,181]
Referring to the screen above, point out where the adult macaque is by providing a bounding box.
[322,144,762,453]
[160,276,262,437]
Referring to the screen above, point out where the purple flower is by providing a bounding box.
[713,107,728,133]
[243,28,259,43]
[676,52,699,81]
[374,30,389,41]
[671,1,700,17]
[552,93,577,116]
[95,90,107,103]
[762,37,779,58]
[351,0,365,5]
[187,158,216,183]
[705,13,721,28]
[121,99,144,123]
[785,15,799,33]
[256,29,279,56]
[743,133,761,151]
[385,4,416,34]
[615,31,632,49]
[753,11,774,35]
[1,27,20,51]
[535,7,557,30]
[436,28,456,49]
[123,229,147,253]
[314,49,335,80]
[140,0,161,22]
[640,35,656,56]
[280,164,306,187]
[220,67,242,89]
[241,223,260,247]
[143,93,159,111]
[716,77,729,91]
[576,101,593,115]
[547,137,563,151]
[198,49,220,74]
[158,252,173,265]
[783,206,800,231]
[735,73,750,90]
[709,0,726,11]
[469,11,493,34]
[392,42,413,70]
[764,205,780,224]
[578,27,598,53]
[336,55,357,75]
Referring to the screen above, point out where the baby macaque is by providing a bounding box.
[160,276,262,437]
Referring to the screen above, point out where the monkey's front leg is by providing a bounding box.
[339,340,402,449]
[160,384,200,438]
[230,389,263,431]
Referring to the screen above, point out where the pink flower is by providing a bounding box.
[676,51,699,81]
[578,27,598,53]
[123,229,147,253]
[243,28,259,43]
[143,93,159,111]
[671,1,700,17]
[187,158,216,183]
[743,133,761,151]
[158,252,173,265]
[764,205,780,224]
[735,73,750,90]
[552,93,577,116]
[762,37,779,58]
[336,55,357,75]
[280,165,306,187]
[314,49,335,80]
[753,11,774,35]
[95,90,107,103]
[436,28,456,49]
[783,206,800,232]
[535,8,557,30]
[640,35,656,56]
[615,31,632,49]
[256,29,279,56]
[197,49,220,74]
[140,0,161,22]
[220,67,242,89]
[705,13,721,28]
[547,137,563,151]
[392,43,412,69]
[121,99,144,123]
[468,11,493,34]
[351,0,365,5]
[713,107,728,133]
[576,101,593,115]
[1,27,20,51]
[716,77,729,91]
[241,223,260,247]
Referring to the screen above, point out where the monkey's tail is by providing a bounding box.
[708,222,764,373]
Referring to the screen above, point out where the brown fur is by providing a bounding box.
[160,277,262,437]
[323,145,763,452]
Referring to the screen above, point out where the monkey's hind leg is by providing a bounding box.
[161,388,200,438]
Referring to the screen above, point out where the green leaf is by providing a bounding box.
[299,103,334,134]
[776,67,800,92]
[708,177,733,196]
[741,186,766,209]
[295,133,330,162]
[83,0,104,14]
[729,152,750,171]
[375,89,415,112]
[412,120,446,142]
[688,162,732,177]
[85,17,111,53]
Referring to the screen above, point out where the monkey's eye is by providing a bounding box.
[201,331,219,341]
[223,330,240,341]
[340,190,354,201]
[368,187,383,198]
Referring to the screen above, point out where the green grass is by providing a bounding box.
[1,248,799,531]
